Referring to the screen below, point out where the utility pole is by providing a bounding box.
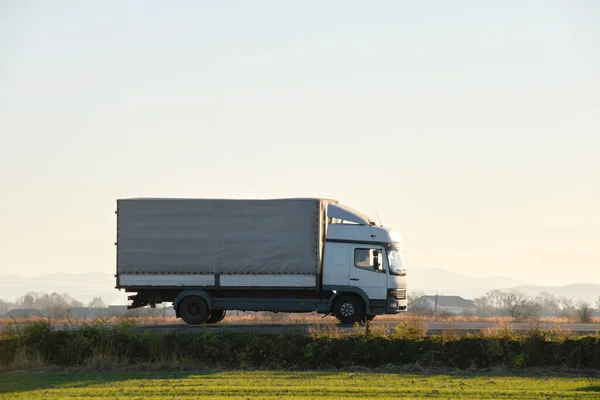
[434,293,438,316]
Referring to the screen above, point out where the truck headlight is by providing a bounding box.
[388,289,406,299]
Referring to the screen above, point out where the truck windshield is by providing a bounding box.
[386,245,405,276]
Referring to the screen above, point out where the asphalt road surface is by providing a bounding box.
[2,321,600,334]
[0,320,600,334]
[136,321,600,334]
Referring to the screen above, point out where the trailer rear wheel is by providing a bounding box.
[334,295,366,325]
[205,310,226,324]
[179,296,209,325]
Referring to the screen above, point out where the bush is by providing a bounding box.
[2,321,600,370]
[574,301,594,323]
[392,318,427,340]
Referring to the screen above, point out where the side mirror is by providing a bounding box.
[372,250,382,271]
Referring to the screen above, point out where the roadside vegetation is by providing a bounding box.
[2,370,600,399]
[2,313,600,327]
[2,320,600,371]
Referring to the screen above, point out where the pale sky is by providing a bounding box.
[1,1,599,286]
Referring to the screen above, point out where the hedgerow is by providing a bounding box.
[1,321,599,370]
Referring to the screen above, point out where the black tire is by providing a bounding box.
[334,295,366,325]
[367,315,376,322]
[205,310,226,324]
[179,296,209,325]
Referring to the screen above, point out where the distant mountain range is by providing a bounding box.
[0,273,127,305]
[503,284,600,304]
[408,268,527,295]
[0,269,598,304]
[408,268,600,303]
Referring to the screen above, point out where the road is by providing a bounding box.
[2,321,599,334]
[136,321,600,334]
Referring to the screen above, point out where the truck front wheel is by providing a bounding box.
[334,295,366,325]
[179,296,209,325]
[205,310,226,324]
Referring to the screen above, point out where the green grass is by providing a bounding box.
[0,371,599,399]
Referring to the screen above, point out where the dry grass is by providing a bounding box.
[553,323,577,340]
[392,316,428,339]
[0,315,183,326]
[8,349,45,371]
[439,322,462,342]
[0,314,597,327]
[480,322,517,338]
[308,322,346,338]
[364,322,392,338]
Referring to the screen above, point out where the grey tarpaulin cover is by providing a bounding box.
[116,198,337,277]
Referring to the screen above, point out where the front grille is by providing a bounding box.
[397,289,406,300]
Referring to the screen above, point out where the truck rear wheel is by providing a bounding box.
[179,296,209,325]
[205,310,226,324]
[334,295,366,325]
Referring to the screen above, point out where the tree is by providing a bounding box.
[474,289,520,317]
[557,296,576,319]
[0,299,14,315]
[536,292,560,316]
[574,300,594,323]
[485,289,505,309]
[497,290,541,321]
[407,291,434,315]
[37,293,71,318]
[407,290,424,305]
[10,291,91,319]
[474,295,496,317]
[88,297,106,308]
[20,292,83,318]
[17,292,38,308]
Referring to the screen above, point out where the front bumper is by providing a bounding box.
[386,289,408,313]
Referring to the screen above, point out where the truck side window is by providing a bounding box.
[354,248,375,270]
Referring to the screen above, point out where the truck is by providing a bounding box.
[115,197,407,325]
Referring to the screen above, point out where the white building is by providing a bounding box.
[412,295,475,315]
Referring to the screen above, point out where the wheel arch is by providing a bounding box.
[324,285,371,314]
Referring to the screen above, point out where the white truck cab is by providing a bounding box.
[321,204,408,323]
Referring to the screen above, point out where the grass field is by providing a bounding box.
[1,371,599,399]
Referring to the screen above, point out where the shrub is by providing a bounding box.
[2,322,600,370]
[480,322,516,339]
[392,318,427,340]
[574,301,594,323]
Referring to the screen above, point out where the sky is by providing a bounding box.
[1,0,599,286]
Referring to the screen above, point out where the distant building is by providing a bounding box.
[107,305,129,316]
[70,307,114,318]
[106,305,176,317]
[411,295,476,315]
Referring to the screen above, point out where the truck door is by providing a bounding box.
[349,246,387,300]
